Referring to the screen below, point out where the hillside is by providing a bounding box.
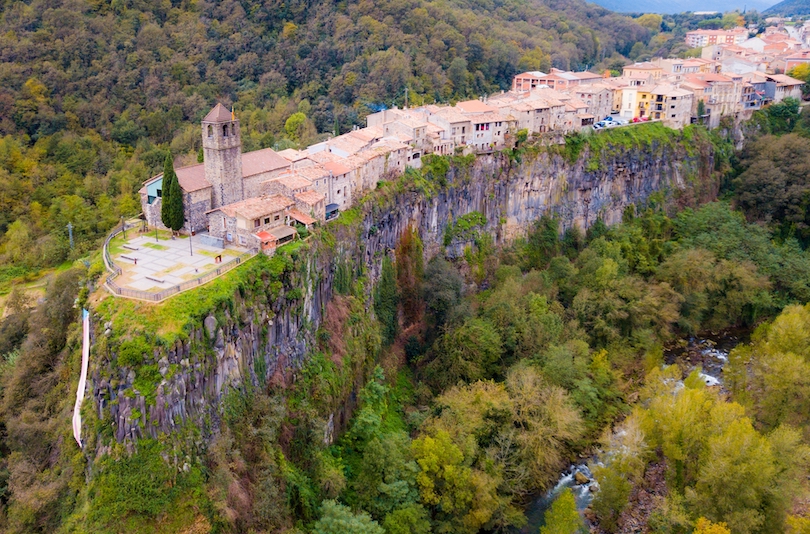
[764,0,810,15]
[0,0,649,144]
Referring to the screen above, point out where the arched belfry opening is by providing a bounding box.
[201,103,243,208]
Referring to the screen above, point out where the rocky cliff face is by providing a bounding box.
[90,137,715,446]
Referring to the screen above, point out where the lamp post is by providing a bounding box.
[121,216,127,240]
[187,222,193,257]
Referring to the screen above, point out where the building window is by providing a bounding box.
[254,219,261,228]
[207,125,213,137]
[223,124,229,137]
[156,189,162,197]
[274,214,280,221]
[337,189,341,195]
[239,235,246,245]
[264,217,270,224]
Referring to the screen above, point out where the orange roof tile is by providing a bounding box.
[176,164,211,192]
[295,190,325,205]
[289,209,316,225]
[209,194,294,219]
[242,148,290,177]
[456,100,498,114]
[323,160,351,175]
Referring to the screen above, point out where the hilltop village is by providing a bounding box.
[140,22,805,253]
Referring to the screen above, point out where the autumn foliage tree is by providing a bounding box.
[396,226,424,325]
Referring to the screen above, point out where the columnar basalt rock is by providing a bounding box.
[92,140,715,445]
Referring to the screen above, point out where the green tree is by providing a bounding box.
[540,488,584,534]
[374,255,399,344]
[160,154,183,232]
[525,215,560,270]
[382,504,432,534]
[425,317,502,389]
[311,500,384,534]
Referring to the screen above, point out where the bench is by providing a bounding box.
[120,255,137,262]
[122,245,139,251]
[145,275,165,284]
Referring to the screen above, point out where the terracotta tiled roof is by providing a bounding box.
[209,194,294,219]
[294,190,325,205]
[769,74,804,85]
[293,164,330,181]
[271,173,312,191]
[289,209,316,225]
[456,100,498,113]
[277,148,307,162]
[323,160,351,176]
[204,103,233,122]
[306,150,342,165]
[242,148,290,177]
[328,134,369,155]
[176,164,211,192]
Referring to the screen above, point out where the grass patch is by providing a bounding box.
[142,242,169,251]
[97,253,285,343]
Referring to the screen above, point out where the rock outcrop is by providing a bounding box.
[90,136,717,446]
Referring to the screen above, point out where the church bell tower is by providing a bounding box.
[202,103,243,208]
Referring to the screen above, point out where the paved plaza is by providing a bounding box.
[109,232,243,292]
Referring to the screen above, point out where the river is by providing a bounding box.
[519,330,747,531]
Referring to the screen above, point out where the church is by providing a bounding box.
[140,104,329,250]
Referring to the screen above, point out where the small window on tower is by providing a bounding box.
[254,219,260,228]
[223,125,229,137]
[207,125,213,137]
[264,217,270,224]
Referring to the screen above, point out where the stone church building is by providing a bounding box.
[140,104,325,249]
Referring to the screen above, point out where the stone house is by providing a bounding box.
[206,194,296,248]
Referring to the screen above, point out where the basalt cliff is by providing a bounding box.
[88,128,720,450]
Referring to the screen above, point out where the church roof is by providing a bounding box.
[204,103,233,123]
[176,164,211,192]
[243,148,290,177]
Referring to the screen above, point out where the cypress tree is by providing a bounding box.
[160,154,184,232]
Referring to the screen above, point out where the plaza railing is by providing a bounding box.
[103,223,257,302]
